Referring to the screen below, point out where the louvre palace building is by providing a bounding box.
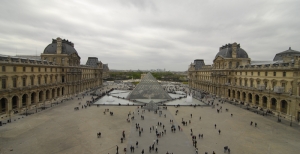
[0,37,107,117]
[188,42,300,122]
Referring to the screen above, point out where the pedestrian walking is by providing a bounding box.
[116,145,119,153]
[250,121,253,125]
[136,141,138,148]
[218,129,221,135]
[215,124,216,129]
[255,123,257,127]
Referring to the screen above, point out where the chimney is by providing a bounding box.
[56,37,62,54]
[232,42,237,58]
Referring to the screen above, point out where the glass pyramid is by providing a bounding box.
[126,72,172,100]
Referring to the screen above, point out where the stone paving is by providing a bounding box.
[1,86,300,154]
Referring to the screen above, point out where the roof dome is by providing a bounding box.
[273,47,300,61]
[43,38,78,55]
[215,43,248,59]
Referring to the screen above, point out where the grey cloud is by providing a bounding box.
[0,0,300,71]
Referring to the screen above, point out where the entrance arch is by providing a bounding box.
[52,89,55,98]
[255,95,259,105]
[262,96,267,107]
[232,90,235,98]
[228,89,231,97]
[1,98,8,114]
[237,91,240,100]
[12,96,19,109]
[280,100,288,114]
[242,92,246,101]
[31,92,36,105]
[46,90,50,100]
[57,88,60,97]
[248,93,253,103]
[22,94,28,107]
[39,91,44,103]
[271,98,277,110]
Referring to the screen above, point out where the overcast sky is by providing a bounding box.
[0,0,299,71]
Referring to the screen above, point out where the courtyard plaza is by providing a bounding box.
[0,85,300,153]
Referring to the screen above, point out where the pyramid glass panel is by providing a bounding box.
[126,72,172,100]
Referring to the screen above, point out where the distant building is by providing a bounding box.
[0,37,105,117]
[141,73,147,79]
[188,42,300,121]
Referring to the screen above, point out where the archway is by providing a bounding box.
[39,91,44,102]
[57,88,60,97]
[248,93,252,103]
[52,89,55,98]
[46,90,50,100]
[237,91,240,100]
[12,96,19,109]
[22,94,28,107]
[271,98,277,110]
[280,100,288,114]
[242,92,246,101]
[0,98,8,114]
[62,87,64,95]
[255,95,259,105]
[31,92,36,105]
[262,96,267,107]
[232,90,235,98]
[228,89,231,97]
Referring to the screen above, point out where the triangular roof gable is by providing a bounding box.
[213,55,225,62]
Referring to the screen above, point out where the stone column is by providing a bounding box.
[27,94,31,106]
[7,97,12,114]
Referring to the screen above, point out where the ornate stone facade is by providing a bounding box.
[188,43,300,122]
[0,37,104,117]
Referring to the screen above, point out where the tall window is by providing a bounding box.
[272,82,276,89]
[31,67,34,72]
[30,77,34,85]
[258,72,260,76]
[245,80,248,87]
[257,81,260,85]
[2,66,5,72]
[239,80,242,86]
[2,79,6,89]
[13,66,16,72]
[246,72,247,75]
[23,67,26,72]
[251,72,253,76]
[13,78,17,87]
[50,76,53,82]
[273,72,276,76]
[22,78,26,86]
[38,77,41,85]
[38,67,41,72]
[250,80,253,87]
[44,68,46,72]
[282,82,286,89]
[283,72,286,77]
[44,77,47,84]
[265,72,268,76]
[264,81,268,89]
